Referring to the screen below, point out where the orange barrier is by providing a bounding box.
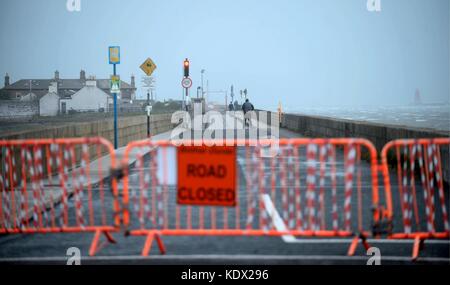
[4,135,446,260]
[0,137,120,255]
[122,138,380,256]
[381,138,450,260]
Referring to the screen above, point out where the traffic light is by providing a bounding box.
[184,58,190,77]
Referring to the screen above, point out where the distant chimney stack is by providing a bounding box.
[4,73,10,87]
[80,70,86,80]
[86,76,97,87]
[54,70,60,80]
[49,81,58,94]
[131,74,135,88]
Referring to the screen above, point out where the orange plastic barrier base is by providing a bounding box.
[129,229,372,257]
[89,229,118,256]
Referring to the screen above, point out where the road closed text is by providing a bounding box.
[178,186,235,205]
[177,146,236,207]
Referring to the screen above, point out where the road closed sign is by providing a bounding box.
[177,146,236,207]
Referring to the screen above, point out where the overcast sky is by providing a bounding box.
[0,0,448,110]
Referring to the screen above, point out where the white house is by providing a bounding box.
[1,71,136,118]
[39,82,59,116]
[60,78,112,114]
[39,78,112,115]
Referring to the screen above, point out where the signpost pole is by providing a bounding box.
[139,57,157,130]
[109,46,120,150]
[185,87,188,111]
[147,90,151,138]
[113,63,118,149]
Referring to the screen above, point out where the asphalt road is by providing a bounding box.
[0,124,449,265]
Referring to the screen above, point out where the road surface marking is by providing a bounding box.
[262,194,297,243]
[262,194,450,244]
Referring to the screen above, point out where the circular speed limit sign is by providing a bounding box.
[181,77,192,89]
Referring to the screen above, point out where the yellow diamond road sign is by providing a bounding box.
[140,58,157,76]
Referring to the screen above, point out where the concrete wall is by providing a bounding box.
[0,100,38,119]
[0,113,174,182]
[1,113,174,147]
[280,112,450,183]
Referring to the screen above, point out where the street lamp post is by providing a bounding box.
[230,85,234,106]
[201,69,205,98]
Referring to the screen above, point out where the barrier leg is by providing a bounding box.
[104,231,117,244]
[361,234,371,251]
[347,236,359,256]
[142,232,155,257]
[347,234,370,256]
[155,233,166,255]
[412,236,424,261]
[89,230,101,256]
[142,232,166,256]
[89,230,117,256]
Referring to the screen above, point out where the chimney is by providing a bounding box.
[49,81,58,94]
[86,75,97,87]
[131,74,135,88]
[4,73,10,87]
[54,70,59,80]
[80,70,86,80]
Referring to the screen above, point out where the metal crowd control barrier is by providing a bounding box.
[122,138,380,256]
[0,137,120,255]
[381,138,450,260]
